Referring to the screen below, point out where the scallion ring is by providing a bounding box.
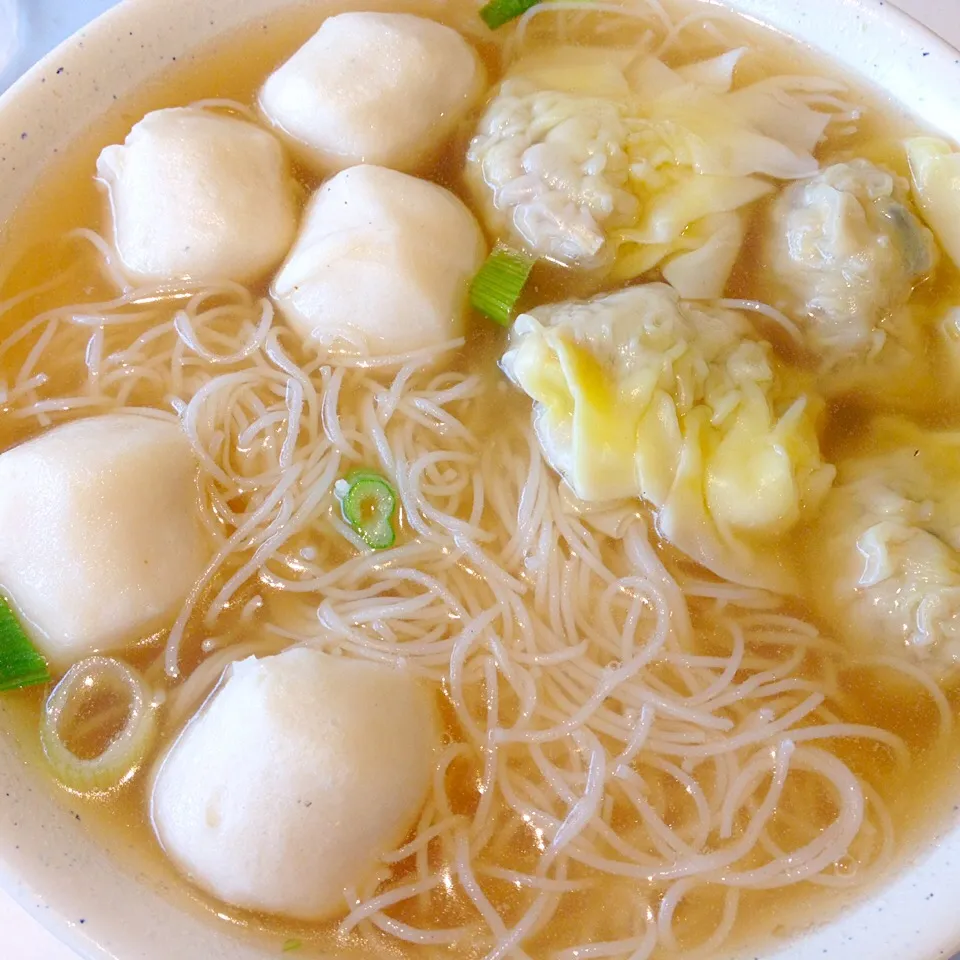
[335,470,398,550]
[40,656,158,794]
[469,245,536,326]
[0,596,50,692]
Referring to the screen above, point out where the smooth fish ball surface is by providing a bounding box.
[151,648,439,921]
[97,107,299,284]
[259,12,485,175]
[272,165,486,356]
[0,414,211,667]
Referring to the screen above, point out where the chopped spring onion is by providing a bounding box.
[0,597,50,692]
[469,245,536,326]
[40,656,158,794]
[334,471,398,550]
[282,940,303,953]
[480,0,543,29]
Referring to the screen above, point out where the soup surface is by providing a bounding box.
[2,1,960,958]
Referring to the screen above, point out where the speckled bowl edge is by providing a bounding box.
[1,0,960,958]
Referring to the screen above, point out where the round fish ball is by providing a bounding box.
[97,107,299,284]
[259,12,486,175]
[151,648,439,921]
[0,414,211,667]
[271,165,487,357]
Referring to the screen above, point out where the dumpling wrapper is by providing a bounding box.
[271,165,486,357]
[0,414,211,667]
[906,137,960,271]
[764,159,936,410]
[259,11,486,175]
[97,107,299,284]
[151,647,439,921]
[806,418,960,674]
[465,46,828,290]
[766,160,935,354]
[501,284,834,592]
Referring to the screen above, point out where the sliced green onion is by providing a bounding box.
[40,657,158,794]
[334,470,398,550]
[469,245,536,326]
[0,597,50,692]
[480,0,543,29]
[282,940,303,953]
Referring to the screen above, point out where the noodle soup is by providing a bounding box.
[1,1,960,959]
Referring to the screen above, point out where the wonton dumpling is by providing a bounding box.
[765,160,936,399]
[151,648,438,921]
[0,414,210,667]
[272,165,486,356]
[501,284,834,591]
[466,46,832,293]
[259,12,485,175]
[97,107,299,284]
[906,137,960,271]
[807,419,960,673]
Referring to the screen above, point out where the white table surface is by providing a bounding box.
[0,0,958,956]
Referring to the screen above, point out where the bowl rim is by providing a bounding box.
[2,1,960,959]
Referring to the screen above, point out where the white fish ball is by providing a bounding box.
[151,648,439,921]
[97,107,299,284]
[260,12,485,175]
[0,414,211,667]
[272,165,486,357]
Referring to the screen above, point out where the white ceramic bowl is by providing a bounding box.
[2,1,960,957]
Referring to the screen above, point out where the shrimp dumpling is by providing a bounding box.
[765,160,936,403]
[501,284,834,592]
[0,414,211,667]
[466,44,830,289]
[807,419,960,673]
[151,648,438,921]
[97,107,299,284]
[766,160,935,348]
[259,12,486,175]
[272,165,486,357]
